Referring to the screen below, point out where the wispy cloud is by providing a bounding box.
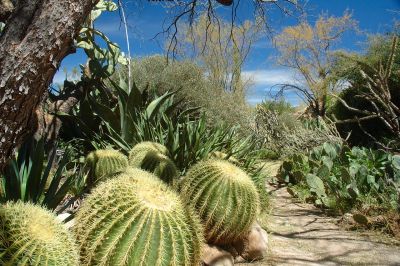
[242,69,296,86]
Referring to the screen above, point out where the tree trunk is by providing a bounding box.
[0,0,98,171]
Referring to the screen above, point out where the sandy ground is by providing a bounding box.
[240,161,400,266]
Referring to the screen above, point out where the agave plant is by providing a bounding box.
[0,137,79,211]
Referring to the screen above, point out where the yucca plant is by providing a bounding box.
[0,137,78,211]
[0,201,79,265]
[74,168,203,266]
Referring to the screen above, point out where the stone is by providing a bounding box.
[201,244,234,266]
[232,222,268,261]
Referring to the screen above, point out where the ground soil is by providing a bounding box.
[240,161,400,266]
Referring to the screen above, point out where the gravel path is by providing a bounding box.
[240,161,400,266]
[266,184,400,266]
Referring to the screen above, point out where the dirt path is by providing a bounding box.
[244,161,400,266]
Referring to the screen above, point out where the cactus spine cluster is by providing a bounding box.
[129,141,170,157]
[129,149,178,184]
[0,201,79,265]
[74,169,203,266]
[181,159,260,245]
[207,151,240,165]
[85,149,128,184]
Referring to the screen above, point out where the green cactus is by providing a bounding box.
[0,201,79,265]
[74,168,203,266]
[86,149,128,185]
[207,151,239,165]
[306,173,327,200]
[129,141,170,159]
[180,159,260,245]
[129,150,178,184]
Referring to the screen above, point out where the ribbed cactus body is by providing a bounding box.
[129,141,170,158]
[208,151,240,165]
[0,201,79,265]
[129,150,178,184]
[181,160,260,245]
[86,149,128,184]
[74,169,203,266]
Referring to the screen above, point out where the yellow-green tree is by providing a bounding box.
[274,12,357,117]
[176,14,262,95]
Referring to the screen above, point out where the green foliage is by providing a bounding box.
[181,160,260,244]
[278,142,400,213]
[0,201,79,265]
[75,168,203,266]
[85,149,128,185]
[0,138,79,211]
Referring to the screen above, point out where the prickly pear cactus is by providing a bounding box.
[129,150,178,184]
[0,201,79,265]
[129,141,170,159]
[180,159,260,245]
[74,169,203,266]
[85,149,128,184]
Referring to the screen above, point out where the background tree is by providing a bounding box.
[274,12,357,117]
[330,35,400,150]
[176,14,262,94]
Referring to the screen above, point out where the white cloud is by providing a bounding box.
[242,69,296,86]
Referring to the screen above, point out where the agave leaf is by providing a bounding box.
[145,92,174,120]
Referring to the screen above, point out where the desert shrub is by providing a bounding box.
[114,55,254,132]
[278,142,400,214]
[254,102,340,158]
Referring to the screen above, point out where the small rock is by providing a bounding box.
[232,222,268,261]
[56,212,71,222]
[201,244,234,266]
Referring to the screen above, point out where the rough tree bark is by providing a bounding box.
[0,0,98,171]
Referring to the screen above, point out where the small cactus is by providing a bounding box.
[85,149,128,185]
[74,168,203,266]
[207,151,239,164]
[129,150,178,184]
[129,141,170,158]
[0,201,79,265]
[180,159,260,245]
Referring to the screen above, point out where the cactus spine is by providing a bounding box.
[129,141,170,158]
[129,150,178,184]
[207,151,240,165]
[85,149,128,184]
[0,201,79,265]
[181,160,260,245]
[74,169,203,266]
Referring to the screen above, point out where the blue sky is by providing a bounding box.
[56,0,400,106]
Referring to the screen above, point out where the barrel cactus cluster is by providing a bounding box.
[0,141,263,265]
[0,201,79,265]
